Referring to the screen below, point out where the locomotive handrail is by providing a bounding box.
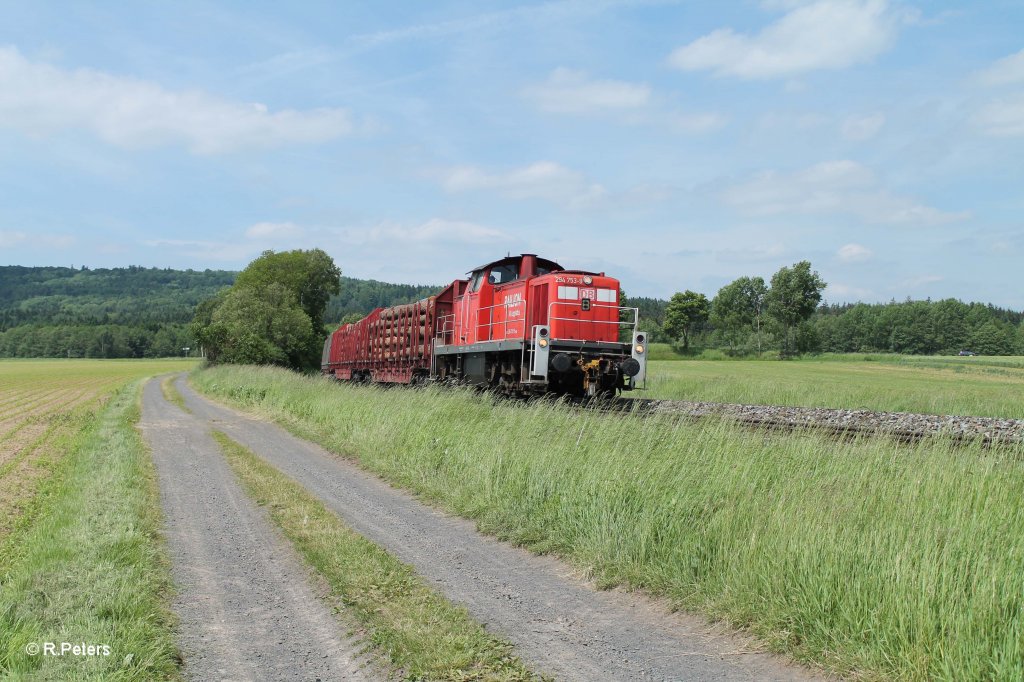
[435,313,456,345]
[451,299,524,344]
[545,301,640,337]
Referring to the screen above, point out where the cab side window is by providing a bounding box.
[488,264,518,285]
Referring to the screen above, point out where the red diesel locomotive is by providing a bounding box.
[321,254,647,397]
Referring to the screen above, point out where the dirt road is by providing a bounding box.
[139,379,374,681]
[169,375,824,682]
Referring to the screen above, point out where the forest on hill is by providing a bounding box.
[1,264,1021,358]
[0,266,437,359]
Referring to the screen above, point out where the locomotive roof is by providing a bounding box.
[467,253,563,274]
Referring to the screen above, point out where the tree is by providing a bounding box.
[203,284,317,367]
[710,276,768,354]
[968,319,1013,356]
[234,249,341,331]
[664,290,710,352]
[190,249,341,370]
[766,261,826,357]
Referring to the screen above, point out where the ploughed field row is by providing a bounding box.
[638,397,1024,443]
[0,360,198,540]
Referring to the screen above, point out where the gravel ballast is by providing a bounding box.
[646,399,1024,443]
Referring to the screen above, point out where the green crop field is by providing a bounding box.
[193,364,1024,681]
[0,358,197,537]
[643,353,1024,418]
[0,358,194,679]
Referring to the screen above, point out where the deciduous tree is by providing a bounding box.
[234,249,341,331]
[766,261,826,357]
[711,276,768,354]
[664,290,710,352]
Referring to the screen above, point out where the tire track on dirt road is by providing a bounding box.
[175,375,827,682]
[139,379,375,682]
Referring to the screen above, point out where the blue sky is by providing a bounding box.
[1,1,1022,306]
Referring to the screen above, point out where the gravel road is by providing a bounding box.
[173,375,825,682]
[139,379,375,682]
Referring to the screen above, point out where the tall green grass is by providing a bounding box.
[644,358,1024,417]
[0,382,179,680]
[193,365,1024,680]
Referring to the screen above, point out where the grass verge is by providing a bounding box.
[644,355,1024,417]
[211,430,538,682]
[194,365,1024,681]
[159,375,190,414]
[0,382,179,680]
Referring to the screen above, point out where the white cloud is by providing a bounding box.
[668,112,728,134]
[719,160,969,225]
[0,229,74,249]
[974,94,1024,136]
[841,112,885,140]
[142,238,254,261]
[245,221,305,240]
[715,243,786,262]
[976,48,1024,87]
[668,0,906,79]
[828,282,873,299]
[438,161,606,208]
[837,242,872,262]
[367,218,506,245]
[904,274,943,288]
[0,46,353,154]
[0,230,28,248]
[522,68,650,114]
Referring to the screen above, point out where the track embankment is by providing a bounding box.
[173,375,824,682]
[640,398,1024,443]
[139,379,374,682]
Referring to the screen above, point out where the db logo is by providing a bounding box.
[581,288,596,301]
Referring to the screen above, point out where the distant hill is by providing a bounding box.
[0,266,439,358]
[0,265,236,329]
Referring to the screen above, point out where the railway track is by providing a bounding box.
[586,396,1024,446]
[340,378,1024,446]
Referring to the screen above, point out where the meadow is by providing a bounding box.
[643,350,1024,417]
[193,364,1024,681]
[0,358,194,679]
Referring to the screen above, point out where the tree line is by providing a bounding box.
[3,259,1022,360]
[0,264,437,359]
[629,261,1024,356]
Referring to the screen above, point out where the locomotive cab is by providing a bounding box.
[433,253,646,397]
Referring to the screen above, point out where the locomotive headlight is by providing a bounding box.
[634,344,645,354]
[538,338,549,348]
[583,275,593,285]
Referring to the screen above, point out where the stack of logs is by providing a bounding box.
[370,297,434,360]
